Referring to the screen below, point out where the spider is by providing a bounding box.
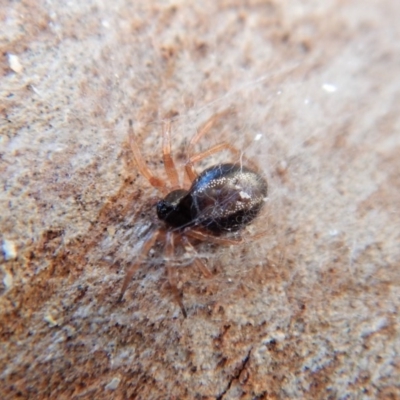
[119,113,268,317]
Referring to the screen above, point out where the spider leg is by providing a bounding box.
[118,228,161,302]
[181,236,213,278]
[184,110,263,183]
[162,120,180,189]
[166,231,187,318]
[128,120,168,195]
[186,229,244,245]
[185,141,247,182]
[186,109,233,157]
[184,111,233,184]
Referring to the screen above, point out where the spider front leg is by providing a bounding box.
[118,229,161,302]
[128,120,168,195]
[162,120,180,189]
[165,231,187,318]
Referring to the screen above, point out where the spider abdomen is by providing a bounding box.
[189,163,267,233]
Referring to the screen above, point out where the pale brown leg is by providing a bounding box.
[182,236,213,278]
[118,229,161,302]
[183,110,232,185]
[185,141,246,182]
[166,231,187,318]
[128,120,168,195]
[186,229,243,245]
[186,109,233,156]
[162,120,180,189]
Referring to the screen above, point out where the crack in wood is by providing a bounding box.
[216,348,252,400]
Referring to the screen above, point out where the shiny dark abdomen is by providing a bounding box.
[189,164,267,233]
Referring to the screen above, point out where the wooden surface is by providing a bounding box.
[1,1,399,399]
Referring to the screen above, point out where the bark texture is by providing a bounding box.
[1,1,399,399]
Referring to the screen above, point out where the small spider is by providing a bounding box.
[119,113,268,317]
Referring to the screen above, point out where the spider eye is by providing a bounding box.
[156,200,172,221]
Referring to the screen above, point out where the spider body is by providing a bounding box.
[120,115,268,317]
[157,163,267,233]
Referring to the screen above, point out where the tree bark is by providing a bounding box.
[1,1,399,399]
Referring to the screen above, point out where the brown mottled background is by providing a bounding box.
[1,1,399,399]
